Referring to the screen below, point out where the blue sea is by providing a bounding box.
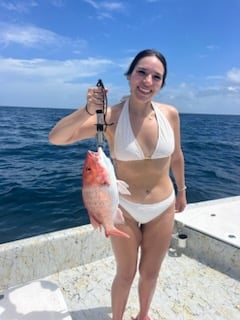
[0,106,240,244]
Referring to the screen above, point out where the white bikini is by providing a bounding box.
[113,98,175,224]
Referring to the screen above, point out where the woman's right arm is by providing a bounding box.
[48,106,97,145]
[49,86,106,145]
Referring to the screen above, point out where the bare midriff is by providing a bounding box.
[113,157,173,204]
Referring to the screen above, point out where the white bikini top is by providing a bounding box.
[112,98,175,161]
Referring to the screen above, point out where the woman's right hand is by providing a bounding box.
[86,86,108,115]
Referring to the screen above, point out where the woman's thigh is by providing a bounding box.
[111,214,142,277]
[139,203,175,277]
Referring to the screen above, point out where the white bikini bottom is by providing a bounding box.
[119,191,175,224]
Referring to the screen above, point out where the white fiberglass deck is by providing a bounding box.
[0,196,239,320]
[0,280,72,320]
[175,196,240,248]
[44,254,240,320]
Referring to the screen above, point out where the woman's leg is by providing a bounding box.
[111,214,142,320]
[135,202,175,320]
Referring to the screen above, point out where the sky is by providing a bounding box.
[0,0,239,114]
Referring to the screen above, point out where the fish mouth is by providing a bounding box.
[87,150,95,155]
[87,149,105,163]
[87,150,99,161]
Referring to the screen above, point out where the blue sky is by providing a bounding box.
[0,0,239,114]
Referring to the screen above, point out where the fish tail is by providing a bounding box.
[106,228,130,239]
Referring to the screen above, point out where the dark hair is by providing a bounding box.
[125,49,167,87]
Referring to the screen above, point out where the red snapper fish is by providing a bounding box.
[82,147,130,238]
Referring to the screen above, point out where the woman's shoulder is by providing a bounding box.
[153,101,179,120]
[108,101,124,116]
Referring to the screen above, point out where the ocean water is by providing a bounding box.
[0,106,239,244]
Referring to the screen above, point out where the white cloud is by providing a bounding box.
[83,0,98,9]
[0,57,118,108]
[206,44,219,51]
[0,0,38,13]
[0,23,87,52]
[159,75,240,115]
[50,0,64,7]
[0,56,239,114]
[228,86,240,93]
[83,0,125,19]
[227,68,240,84]
[101,1,124,10]
[83,0,124,10]
[0,57,114,81]
[0,24,58,47]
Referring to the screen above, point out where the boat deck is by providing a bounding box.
[44,251,240,320]
[175,196,240,248]
[1,196,240,319]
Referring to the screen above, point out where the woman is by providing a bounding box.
[49,49,187,320]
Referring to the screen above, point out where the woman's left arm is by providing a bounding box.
[169,107,187,212]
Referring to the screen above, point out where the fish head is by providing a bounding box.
[82,149,109,186]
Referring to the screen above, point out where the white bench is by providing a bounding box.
[0,280,72,320]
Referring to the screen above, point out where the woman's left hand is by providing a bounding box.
[175,192,187,213]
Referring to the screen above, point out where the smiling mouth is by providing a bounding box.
[138,86,152,94]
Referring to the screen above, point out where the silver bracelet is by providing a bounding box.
[177,186,187,192]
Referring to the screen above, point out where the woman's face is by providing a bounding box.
[128,56,165,102]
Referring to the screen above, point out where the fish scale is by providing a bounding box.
[82,147,131,238]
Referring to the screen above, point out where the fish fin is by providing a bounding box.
[114,208,125,224]
[89,214,102,231]
[117,180,131,195]
[106,228,130,239]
